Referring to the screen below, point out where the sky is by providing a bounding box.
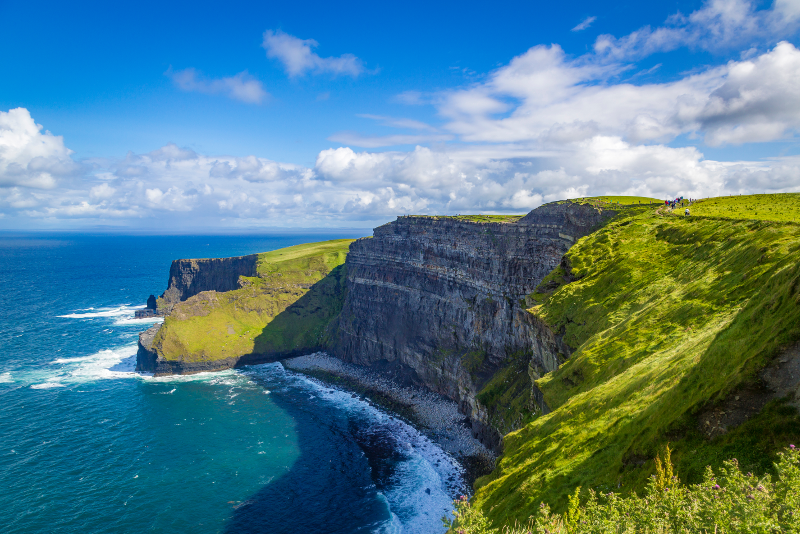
[2,0,800,231]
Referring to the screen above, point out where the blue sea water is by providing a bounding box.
[0,234,467,533]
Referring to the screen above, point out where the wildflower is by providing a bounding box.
[791,444,796,449]
[713,484,720,490]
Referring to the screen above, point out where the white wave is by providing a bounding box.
[243,363,466,534]
[0,372,12,383]
[31,382,65,389]
[20,345,142,388]
[114,317,163,326]
[58,305,136,319]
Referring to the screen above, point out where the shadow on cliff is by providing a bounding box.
[222,376,393,533]
[240,264,347,365]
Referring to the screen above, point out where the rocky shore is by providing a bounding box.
[282,352,496,483]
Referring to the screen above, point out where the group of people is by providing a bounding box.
[665,196,692,216]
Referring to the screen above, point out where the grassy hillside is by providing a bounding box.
[152,239,354,363]
[691,193,800,222]
[473,197,800,526]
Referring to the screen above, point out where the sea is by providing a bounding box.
[0,233,467,533]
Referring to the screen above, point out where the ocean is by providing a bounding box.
[0,233,467,533]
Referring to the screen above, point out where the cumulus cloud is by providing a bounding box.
[262,30,365,78]
[594,0,800,60]
[1,113,799,229]
[0,108,78,189]
[572,16,596,32]
[169,68,269,104]
[435,41,800,147]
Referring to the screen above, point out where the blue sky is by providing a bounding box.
[2,0,800,230]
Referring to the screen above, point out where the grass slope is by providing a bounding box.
[691,193,800,222]
[153,239,354,362]
[473,198,800,526]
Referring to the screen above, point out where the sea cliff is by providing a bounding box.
[332,202,614,447]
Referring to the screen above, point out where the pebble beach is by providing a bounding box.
[283,352,494,467]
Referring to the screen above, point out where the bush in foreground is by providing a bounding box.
[445,446,799,534]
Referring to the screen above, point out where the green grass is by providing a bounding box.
[472,200,800,527]
[690,193,800,223]
[578,196,662,206]
[152,239,355,362]
[407,214,525,223]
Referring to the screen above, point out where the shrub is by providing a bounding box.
[445,445,800,534]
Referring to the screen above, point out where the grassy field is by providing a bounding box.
[152,239,354,362]
[578,195,663,205]
[407,214,525,223]
[472,197,800,527]
[691,193,800,222]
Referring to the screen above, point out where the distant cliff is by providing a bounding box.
[332,202,614,447]
[158,254,259,312]
[137,240,353,375]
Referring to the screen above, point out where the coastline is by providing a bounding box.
[281,352,496,487]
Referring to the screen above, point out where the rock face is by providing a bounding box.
[332,203,615,448]
[159,254,259,310]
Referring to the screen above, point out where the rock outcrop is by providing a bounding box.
[332,202,615,448]
[159,254,259,311]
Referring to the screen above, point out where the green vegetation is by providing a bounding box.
[475,353,537,435]
[447,214,525,223]
[472,196,800,527]
[578,196,662,206]
[152,239,355,362]
[406,214,525,223]
[691,193,800,223]
[447,446,800,533]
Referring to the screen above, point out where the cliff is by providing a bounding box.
[333,202,615,447]
[158,254,259,313]
[137,239,353,375]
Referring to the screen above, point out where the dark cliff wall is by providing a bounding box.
[160,254,259,308]
[333,202,615,447]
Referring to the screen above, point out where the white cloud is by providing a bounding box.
[1,116,799,229]
[169,68,268,104]
[434,41,800,147]
[262,30,365,78]
[594,0,800,60]
[0,108,78,189]
[572,16,596,32]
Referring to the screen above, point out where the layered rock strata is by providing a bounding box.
[332,203,614,448]
[159,254,259,311]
